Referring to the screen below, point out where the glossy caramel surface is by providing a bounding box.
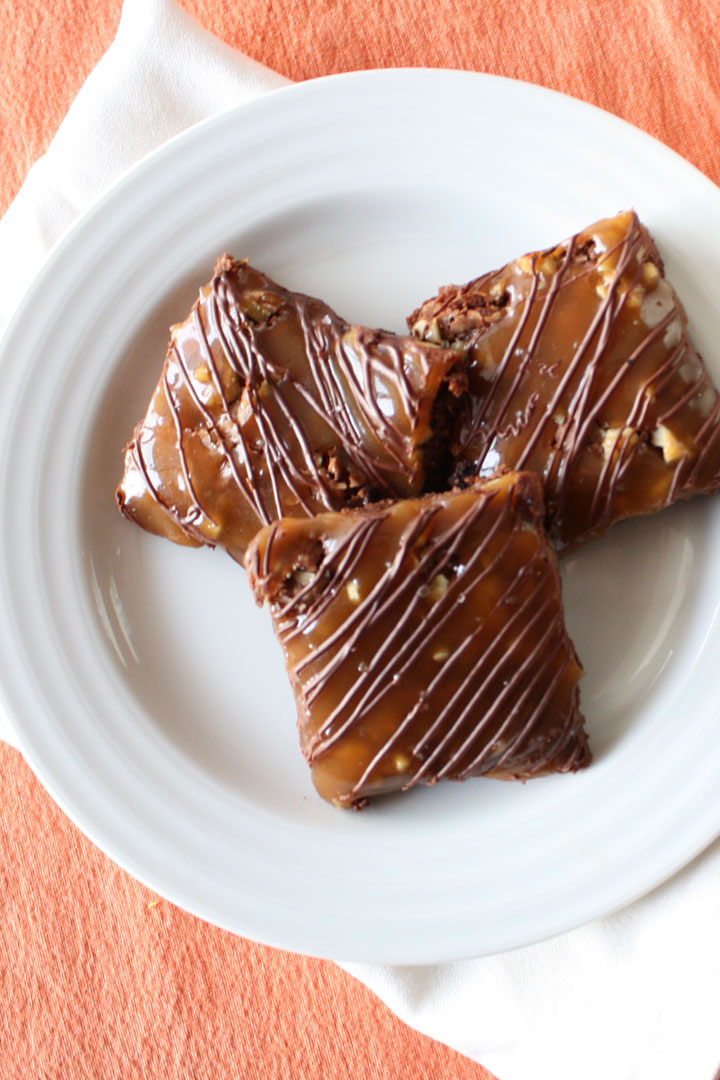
[118,257,463,562]
[246,472,588,809]
[410,211,720,548]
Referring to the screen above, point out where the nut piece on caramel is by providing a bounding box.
[409,211,720,549]
[245,472,588,809]
[117,257,466,562]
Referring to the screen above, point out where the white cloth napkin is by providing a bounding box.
[0,0,287,745]
[1,3,719,1079]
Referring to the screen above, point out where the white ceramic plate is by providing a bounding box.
[1,70,720,964]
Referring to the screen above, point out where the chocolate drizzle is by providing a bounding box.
[246,473,588,809]
[117,258,465,561]
[410,211,720,548]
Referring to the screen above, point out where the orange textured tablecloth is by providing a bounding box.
[2,3,719,1078]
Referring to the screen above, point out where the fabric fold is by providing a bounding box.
[343,838,720,1080]
[0,0,288,334]
[0,0,286,749]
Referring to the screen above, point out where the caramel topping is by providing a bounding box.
[117,257,465,561]
[246,472,588,809]
[410,211,720,548]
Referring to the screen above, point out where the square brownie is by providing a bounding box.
[410,211,720,548]
[118,257,466,562]
[245,472,588,809]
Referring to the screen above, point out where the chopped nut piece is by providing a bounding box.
[236,388,253,427]
[651,424,689,464]
[601,426,638,460]
[413,317,443,344]
[346,579,361,604]
[539,254,558,276]
[597,246,622,282]
[426,320,444,344]
[626,286,644,309]
[241,289,284,323]
[432,646,450,662]
[429,573,449,601]
[642,261,660,288]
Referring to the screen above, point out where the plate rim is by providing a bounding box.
[1,67,720,963]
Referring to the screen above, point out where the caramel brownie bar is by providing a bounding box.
[245,472,588,809]
[410,212,720,548]
[118,257,466,562]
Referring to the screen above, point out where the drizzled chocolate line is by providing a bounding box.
[298,507,441,701]
[225,279,351,512]
[500,669,583,777]
[411,575,557,783]
[196,265,440,525]
[513,230,642,473]
[303,497,499,756]
[171,334,269,527]
[211,282,320,520]
[543,242,665,492]
[451,231,626,456]
[222,272,405,494]
[586,345,693,529]
[552,307,678,492]
[352,540,545,793]
[327,329,419,475]
[203,283,283,519]
[450,620,566,779]
[472,246,569,445]
[161,372,217,529]
[483,650,573,777]
[128,437,200,541]
[684,397,720,490]
[278,519,380,632]
[659,366,708,423]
